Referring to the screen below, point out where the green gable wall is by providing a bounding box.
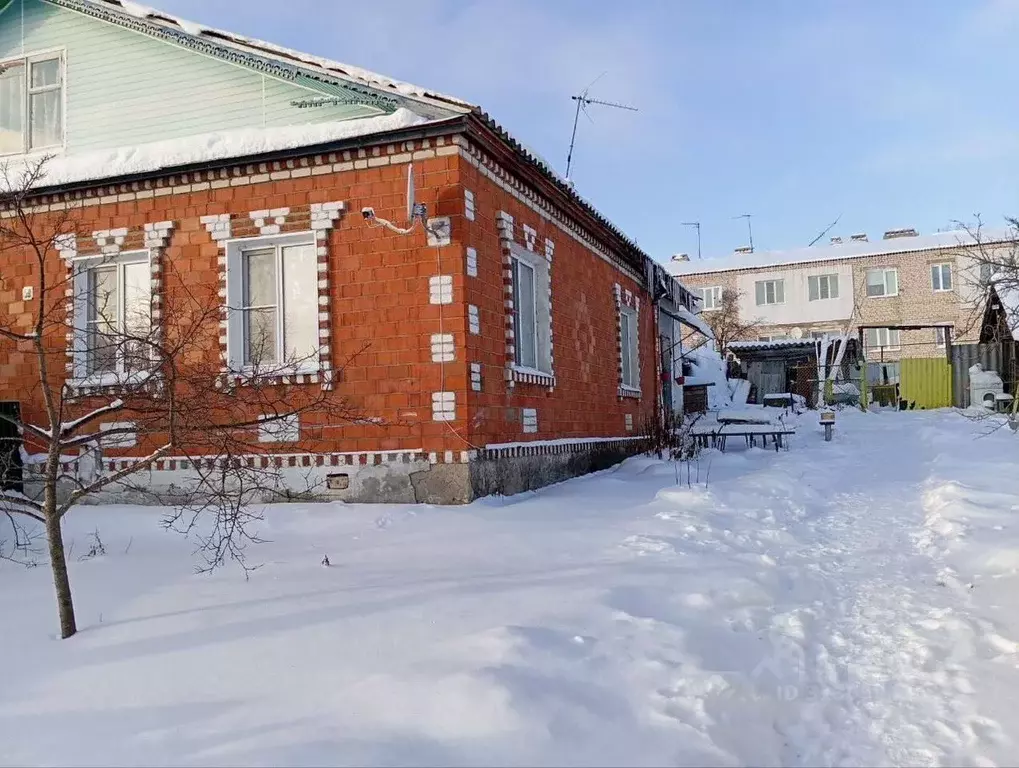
[0,0,385,155]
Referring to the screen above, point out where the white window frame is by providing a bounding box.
[509,243,552,376]
[865,327,901,351]
[866,268,899,298]
[808,274,839,301]
[71,250,153,387]
[0,48,66,156]
[619,305,639,391]
[700,286,724,311]
[931,262,953,292]
[934,325,953,349]
[755,279,785,306]
[224,231,321,376]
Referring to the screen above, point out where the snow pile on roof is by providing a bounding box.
[685,345,731,409]
[99,0,473,110]
[993,284,1019,341]
[670,229,1015,276]
[674,304,714,339]
[17,108,433,189]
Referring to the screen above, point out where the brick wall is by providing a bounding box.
[458,158,657,446]
[0,131,661,468]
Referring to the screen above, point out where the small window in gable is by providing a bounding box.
[0,53,63,155]
[226,233,319,374]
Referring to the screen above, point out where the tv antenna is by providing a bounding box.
[733,213,754,252]
[682,221,702,260]
[565,73,638,182]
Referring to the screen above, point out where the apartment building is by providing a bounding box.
[669,229,1015,382]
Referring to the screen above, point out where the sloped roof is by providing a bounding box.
[728,339,819,351]
[36,0,666,277]
[670,229,1016,277]
[75,0,474,114]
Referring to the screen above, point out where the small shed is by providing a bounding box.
[728,337,860,406]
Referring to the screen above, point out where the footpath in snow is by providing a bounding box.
[1,408,1019,766]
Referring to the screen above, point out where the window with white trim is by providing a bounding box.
[808,274,839,301]
[700,286,723,311]
[931,262,953,292]
[864,327,901,350]
[620,305,639,389]
[934,325,953,348]
[866,268,898,297]
[73,251,151,382]
[0,53,63,154]
[755,279,784,305]
[226,232,319,373]
[509,245,551,375]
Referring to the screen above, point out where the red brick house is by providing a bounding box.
[0,0,703,503]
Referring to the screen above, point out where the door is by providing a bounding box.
[0,402,22,493]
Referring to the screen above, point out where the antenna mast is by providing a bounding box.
[734,213,754,252]
[565,77,637,182]
[682,221,702,260]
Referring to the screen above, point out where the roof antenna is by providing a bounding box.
[565,73,638,183]
[808,213,842,247]
[733,213,754,252]
[682,221,702,260]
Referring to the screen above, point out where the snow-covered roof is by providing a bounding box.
[674,304,714,339]
[670,230,1016,277]
[19,108,435,188]
[728,339,819,352]
[80,0,474,113]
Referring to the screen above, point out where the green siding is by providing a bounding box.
[0,0,383,154]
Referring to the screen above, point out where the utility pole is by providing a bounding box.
[682,221,701,260]
[734,213,754,252]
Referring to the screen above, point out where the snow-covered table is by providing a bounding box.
[691,421,795,452]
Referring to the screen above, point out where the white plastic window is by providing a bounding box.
[866,268,898,297]
[0,53,62,154]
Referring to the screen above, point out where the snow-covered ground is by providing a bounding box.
[2,409,1019,766]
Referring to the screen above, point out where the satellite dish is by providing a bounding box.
[790,327,804,339]
[406,163,415,222]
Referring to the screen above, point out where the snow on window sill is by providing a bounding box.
[222,363,325,386]
[618,385,641,399]
[66,369,155,394]
[510,364,555,386]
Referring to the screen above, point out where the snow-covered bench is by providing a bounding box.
[690,421,796,452]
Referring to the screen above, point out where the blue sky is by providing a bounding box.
[157,0,1019,264]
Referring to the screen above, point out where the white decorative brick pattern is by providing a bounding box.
[625,413,634,431]
[430,333,455,362]
[432,391,456,422]
[310,200,345,231]
[522,408,538,434]
[470,362,482,392]
[466,246,478,277]
[200,213,232,242]
[92,227,127,256]
[250,207,290,236]
[545,237,555,261]
[464,189,475,221]
[468,304,480,335]
[496,210,514,243]
[523,224,537,252]
[429,275,453,305]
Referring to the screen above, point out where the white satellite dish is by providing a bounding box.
[406,162,415,222]
[790,327,804,339]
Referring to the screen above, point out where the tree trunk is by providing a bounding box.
[43,487,76,638]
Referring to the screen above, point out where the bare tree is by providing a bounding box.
[0,159,371,638]
[702,288,762,351]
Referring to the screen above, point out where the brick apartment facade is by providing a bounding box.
[0,0,701,504]
[671,230,1015,364]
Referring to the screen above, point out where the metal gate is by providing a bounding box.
[900,358,953,409]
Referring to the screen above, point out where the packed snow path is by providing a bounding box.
[2,410,1019,766]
